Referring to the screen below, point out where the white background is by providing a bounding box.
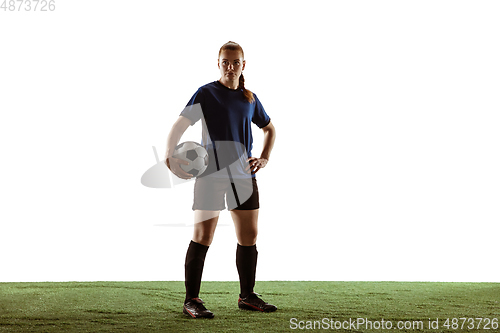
[1,1,499,283]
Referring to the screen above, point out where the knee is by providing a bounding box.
[193,230,214,246]
[192,213,218,246]
[238,229,258,246]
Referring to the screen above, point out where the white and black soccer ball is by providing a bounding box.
[173,141,209,177]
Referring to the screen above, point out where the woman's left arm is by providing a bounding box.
[247,121,276,174]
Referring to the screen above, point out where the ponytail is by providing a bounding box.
[239,73,255,104]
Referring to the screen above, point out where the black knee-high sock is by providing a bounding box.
[185,240,209,302]
[236,243,258,298]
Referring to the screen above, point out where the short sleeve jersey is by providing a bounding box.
[180,80,270,160]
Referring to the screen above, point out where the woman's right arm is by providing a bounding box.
[165,116,194,179]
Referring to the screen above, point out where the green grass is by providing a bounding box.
[0,281,498,332]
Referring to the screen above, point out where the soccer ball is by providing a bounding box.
[173,141,209,177]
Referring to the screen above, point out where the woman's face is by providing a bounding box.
[218,49,245,82]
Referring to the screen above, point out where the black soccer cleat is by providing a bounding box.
[183,298,215,319]
[238,292,277,312]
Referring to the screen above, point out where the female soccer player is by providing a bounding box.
[165,41,277,319]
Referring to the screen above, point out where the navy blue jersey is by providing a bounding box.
[180,81,270,178]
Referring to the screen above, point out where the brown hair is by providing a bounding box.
[218,41,255,103]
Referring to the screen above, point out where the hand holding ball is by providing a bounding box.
[167,141,209,179]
